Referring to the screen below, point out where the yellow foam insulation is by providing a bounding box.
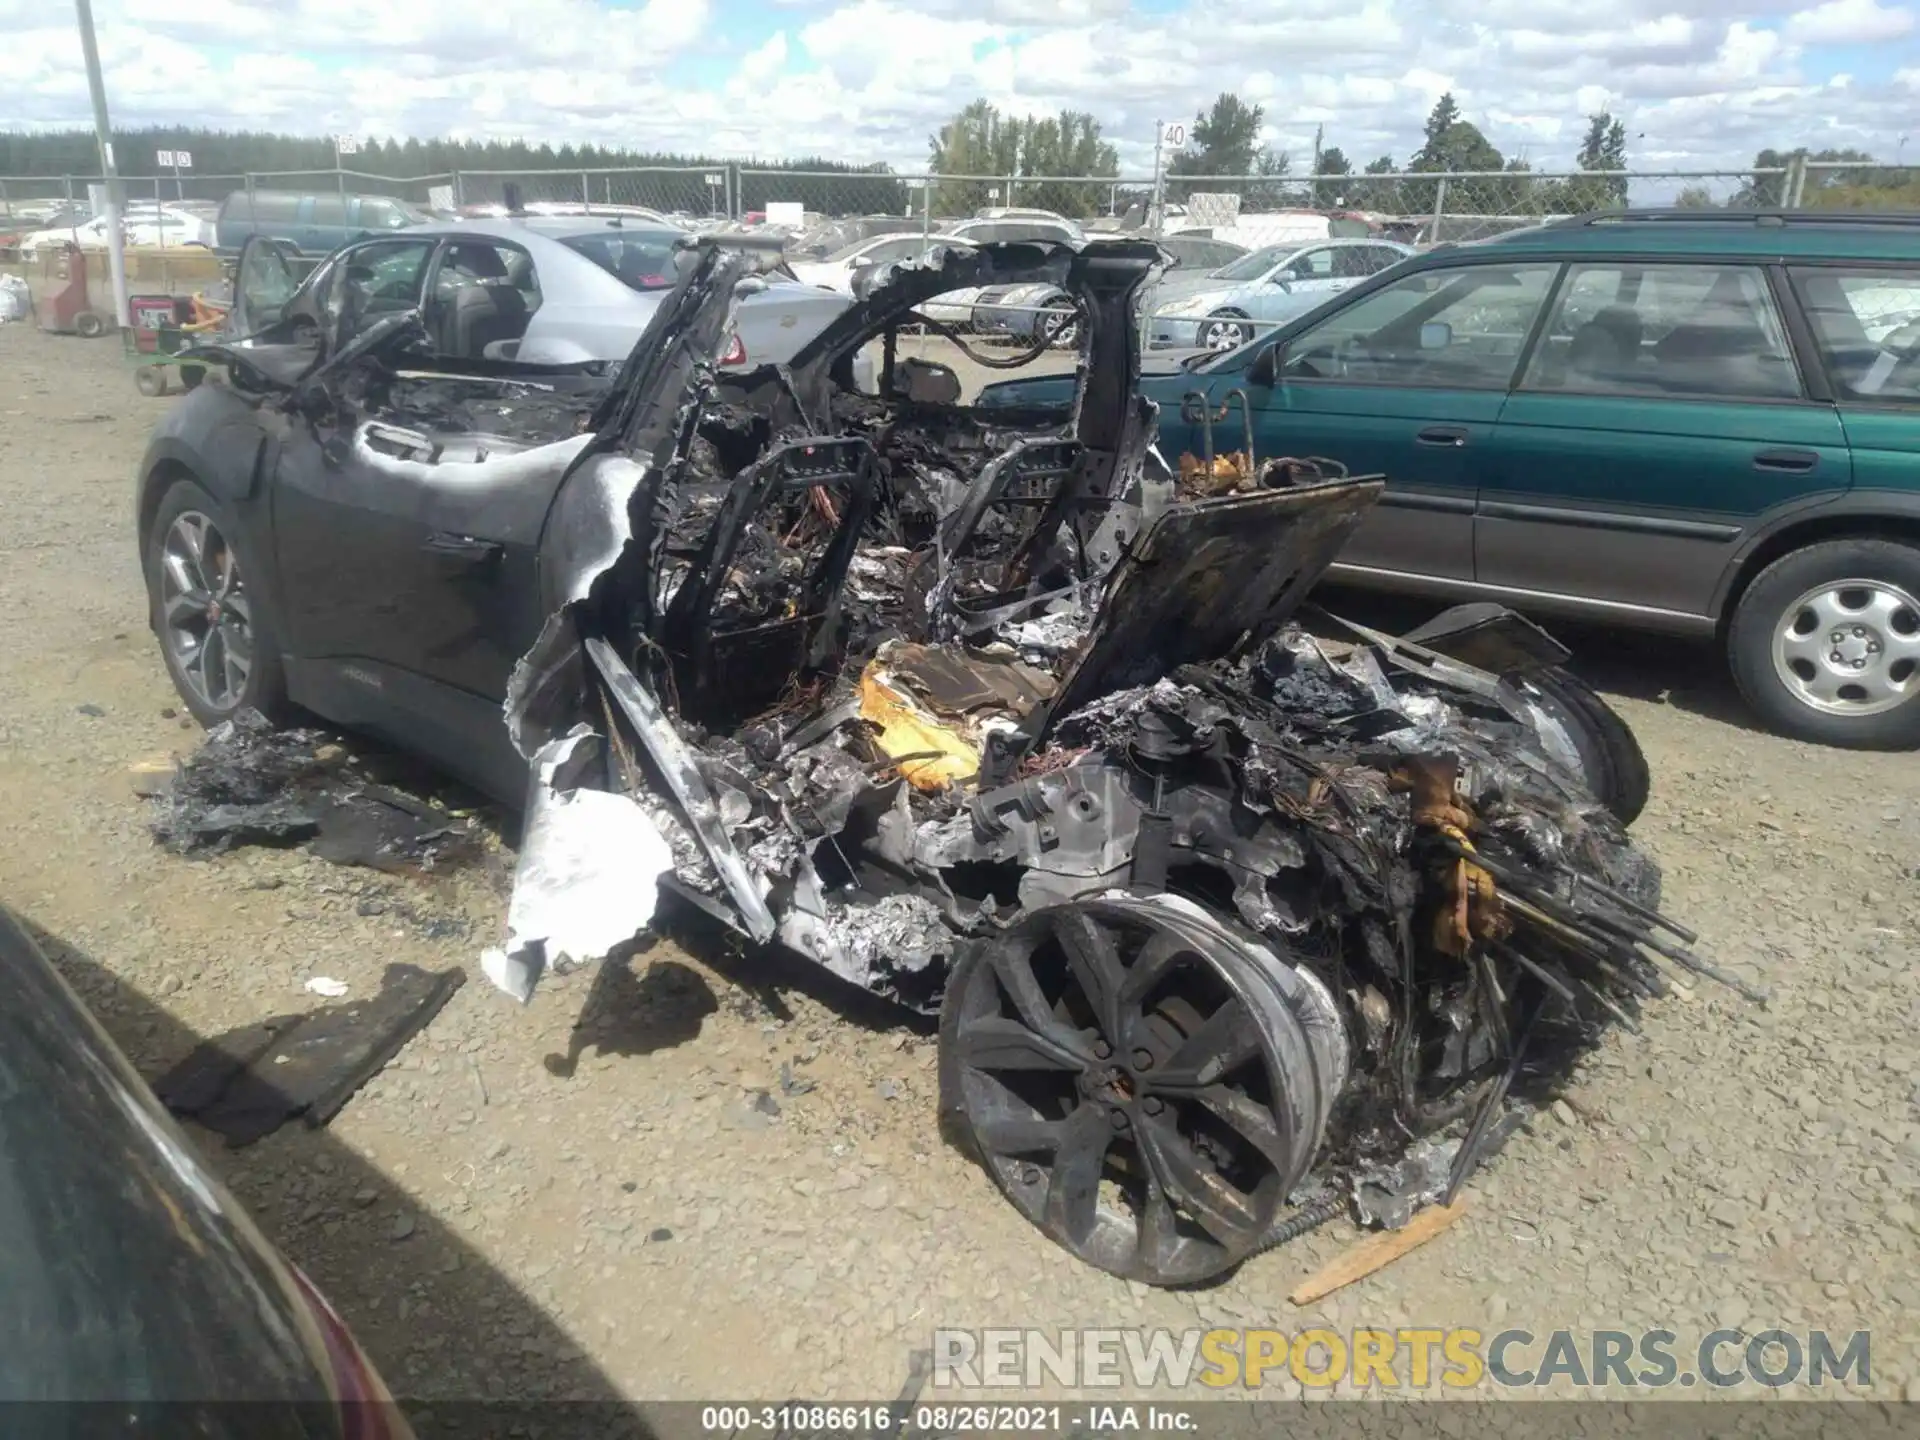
[857,667,979,791]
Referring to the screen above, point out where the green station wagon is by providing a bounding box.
[981,211,1920,749]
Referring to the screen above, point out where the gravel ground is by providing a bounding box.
[1,321,1917,1410]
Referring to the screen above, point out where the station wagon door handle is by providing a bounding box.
[1416,425,1470,447]
[422,532,504,564]
[1752,449,1819,474]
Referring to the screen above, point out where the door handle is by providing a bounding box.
[1753,448,1818,473]
[423,532,503,564]
[1416,425,1469,447]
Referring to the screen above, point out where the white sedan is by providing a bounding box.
[20,205,213,255]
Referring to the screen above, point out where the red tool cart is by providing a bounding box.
[32,242,114,337]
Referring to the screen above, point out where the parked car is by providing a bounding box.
[19,204,213,255]
[916,215,1086,327]
[0,903,410,1427]
[974,233,1252,346]
[785,215,927,261]
[214,190,430,256]
[228,217,874,379]
[1144,237,1415,351]
[977,209,1920,749]
[788,232,977,295]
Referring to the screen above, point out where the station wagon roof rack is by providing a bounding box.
[1546,209,1920,229]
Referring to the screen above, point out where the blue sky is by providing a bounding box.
[3,0,1916,179]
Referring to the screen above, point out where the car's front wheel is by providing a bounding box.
[1728,538,1920,749]
[1039,298,1079,349]
[1199,312,1252,352]
[144,477,289,727]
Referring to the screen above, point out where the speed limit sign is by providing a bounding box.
[1161,121,1187,148]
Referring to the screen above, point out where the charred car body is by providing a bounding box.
[139,236,1739,1285]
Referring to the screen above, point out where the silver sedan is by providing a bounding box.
[1145,237,1415,351]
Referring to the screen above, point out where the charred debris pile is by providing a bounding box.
[289,238,1752,1284]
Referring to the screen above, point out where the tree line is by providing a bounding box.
[6,114,1912,221]
[0,127,912,215]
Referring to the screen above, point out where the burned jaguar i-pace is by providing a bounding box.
[141,235,1744,1285]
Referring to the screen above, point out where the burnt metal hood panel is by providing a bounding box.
[1013,477,1386,757]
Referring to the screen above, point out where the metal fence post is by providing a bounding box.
[450,171,463,209]
[1431,177,1450,239]
[0,180,8,221]
[580,171,591,210]
[1783,153,1808,208]
[155,175,165,251]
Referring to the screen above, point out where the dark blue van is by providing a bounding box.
[213,190,430,256]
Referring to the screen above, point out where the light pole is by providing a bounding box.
[73,0,129,328]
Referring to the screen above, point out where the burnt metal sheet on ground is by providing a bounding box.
[154,964,466,1147]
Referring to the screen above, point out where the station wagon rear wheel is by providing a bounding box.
[1729,538,1920,750]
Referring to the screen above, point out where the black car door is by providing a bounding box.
[266,236,575,792]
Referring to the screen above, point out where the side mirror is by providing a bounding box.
[1419,320,1453,351]
[1247,344,1283,387]
[1273,275,1293,292]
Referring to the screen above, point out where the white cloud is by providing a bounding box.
[1783,0,1914,41]
[735,30,790,88]
[0,0,1912,189]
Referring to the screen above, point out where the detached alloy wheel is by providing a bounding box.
[1200,314,1251,352]
[145,478,288,727]
[1729,539,1920,749]
[939,896,1343,1285]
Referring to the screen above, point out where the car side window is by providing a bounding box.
[1284,248,1336,281]
[1331,246,1385,280]
[333,240,436,331]
[359,198,411,230]
[429,242,541,359]
[1789,265,1920,404]
[1282,263,1558,390]
[865,237,920,266]
[308,194,347,225]
[1521,263,1802,401]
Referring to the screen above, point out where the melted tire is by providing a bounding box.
[1521,666,1651,826]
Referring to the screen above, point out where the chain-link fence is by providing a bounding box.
[3,154,1908,344]
[451,166,727,218]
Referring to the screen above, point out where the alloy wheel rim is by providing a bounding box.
[946,898,1313,1284]
[1771,577,1920,717]
[159,511,254,710]
[1203,320,1244,352]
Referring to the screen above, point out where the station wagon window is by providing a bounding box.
[1520,263,1801,401]
[307,194,347,225]
[1280,262,1557,389]
[1788,266,1920,404]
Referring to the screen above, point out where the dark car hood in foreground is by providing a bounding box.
[0,906,347,1422]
